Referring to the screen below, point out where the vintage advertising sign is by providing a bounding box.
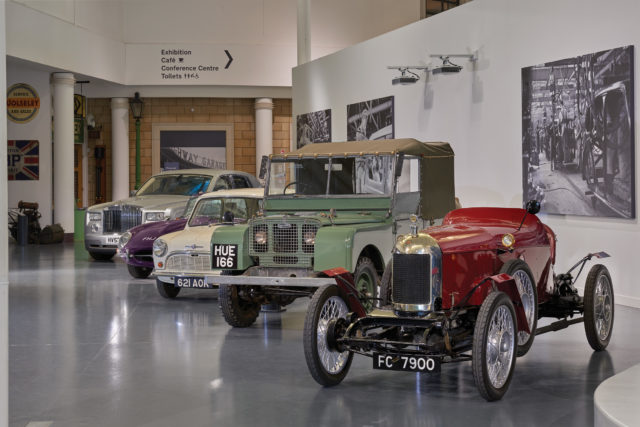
[7,83,40,123]
[8,140,39,180]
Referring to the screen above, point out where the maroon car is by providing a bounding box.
[303,200,614,401]
[117,197,198,278]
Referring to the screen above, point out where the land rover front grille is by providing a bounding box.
[166,253,211,272]
[103,205,142,233]
[249,219,319,267]
[392,253,431,305]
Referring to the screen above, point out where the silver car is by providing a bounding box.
[84,169,260,260]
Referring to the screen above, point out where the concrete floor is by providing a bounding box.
[9,242,640,427]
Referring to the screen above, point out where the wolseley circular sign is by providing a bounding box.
[7,83,40,123]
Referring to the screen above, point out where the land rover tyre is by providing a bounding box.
[499,259,537,357]
[156,278,181,299]
[127,264,152,279]
[303,284,353,386]
[219,283,260,328]
[379,260,392,307]
[89,251,115,261]
[354,256,380,312]
[583,264,614,351]
[472,291,517,402]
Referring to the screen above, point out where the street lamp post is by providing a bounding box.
[129,92,144,189]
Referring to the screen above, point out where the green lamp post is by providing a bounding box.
[129,92,144,189]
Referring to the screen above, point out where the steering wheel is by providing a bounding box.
[283,181,308,194]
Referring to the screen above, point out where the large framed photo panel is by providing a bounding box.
[296,109,331,148]
[347,96,394,141]
[522,45,635,218]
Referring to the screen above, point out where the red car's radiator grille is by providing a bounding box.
[392,253,431,305]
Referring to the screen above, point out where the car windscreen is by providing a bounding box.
[267,156,393,196]
[188,197,260,227]
[136,174,212,196]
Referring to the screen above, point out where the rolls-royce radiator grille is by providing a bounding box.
[249,219,319,267]
[392,253,431,305]
[103,205,142,233]
[166,253,211,272]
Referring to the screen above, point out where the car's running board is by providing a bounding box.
[535,317,584,336]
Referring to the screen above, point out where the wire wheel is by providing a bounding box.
[303,284,353,386]
[584,264,614,351]
[499,259,537,356]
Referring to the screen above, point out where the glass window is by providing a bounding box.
[213,176,232,191]
[231,175,251,189]
[137,174,212,196]
[188,197,260,227]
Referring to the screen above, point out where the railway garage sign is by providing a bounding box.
[7,83,40,123]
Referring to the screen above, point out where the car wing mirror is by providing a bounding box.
[526,200,541,215]
[259,156,269,180]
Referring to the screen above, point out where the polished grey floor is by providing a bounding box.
[9,242,640,427]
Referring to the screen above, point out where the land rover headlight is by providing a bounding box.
[145,212,165,222]
[303,231,316,245]
[119,231,132,249]
[153,238,168,257]
[254,229,267,245]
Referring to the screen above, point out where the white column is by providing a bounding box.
[255,98,273,178]
[0,1,8,425]
[52,72,75,234]
[297,0,311,64]
[111,98,130,200]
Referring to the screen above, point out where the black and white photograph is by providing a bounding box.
[355,156,393,195]
[347,96,394,141]
[522,45,635,219]
[296,109,331,148]
[160,130,227,171]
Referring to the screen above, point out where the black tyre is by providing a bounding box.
[499,259,537,357]
[89,251,115,261]
[219,284,260,328]
[303,284,353,386]
[472,291,517,402]
[379,260,392,307]
[354,256,380,312]
[127,263,152,279]
[156,278,181,299]
[584,264,614,351]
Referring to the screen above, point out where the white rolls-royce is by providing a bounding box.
[152,188,263,299]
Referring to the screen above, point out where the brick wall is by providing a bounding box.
[85,97,292,205]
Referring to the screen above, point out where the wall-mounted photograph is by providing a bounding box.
[160,130,227,171]
[296,109,331,148]
[522,45,635,219]
[347,96,394,141]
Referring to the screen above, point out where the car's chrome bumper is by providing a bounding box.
[204,274,336,288]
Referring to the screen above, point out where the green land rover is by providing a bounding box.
[206,138,456,327]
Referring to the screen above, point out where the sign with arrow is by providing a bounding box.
[125,43,295,86]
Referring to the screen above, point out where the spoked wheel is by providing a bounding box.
[500,259,537,357]
[303,284,353,386]
[472,291,517,401]
[354,256,380,312]
[156,278,181,299]
[127,264,152,279]
[219,284,260,328]
[584,265,614,351]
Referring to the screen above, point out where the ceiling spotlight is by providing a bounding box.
[388,66,429,85]
[429,53,478,74]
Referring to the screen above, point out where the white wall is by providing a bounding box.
[292,0,640,307]
[7,62,53,225]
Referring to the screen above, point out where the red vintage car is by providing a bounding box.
[303,201,614,401]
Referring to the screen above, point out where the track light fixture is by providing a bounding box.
[387,66,429,85]
[429,53,478,74]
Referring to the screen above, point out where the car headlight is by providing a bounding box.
[119,231,132,249]
[303,231,316,245]
[153,238,168,257]
[90,223,100,233]
[87,211,101,222]
[254,229,267,245]
[145,212,165,222]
